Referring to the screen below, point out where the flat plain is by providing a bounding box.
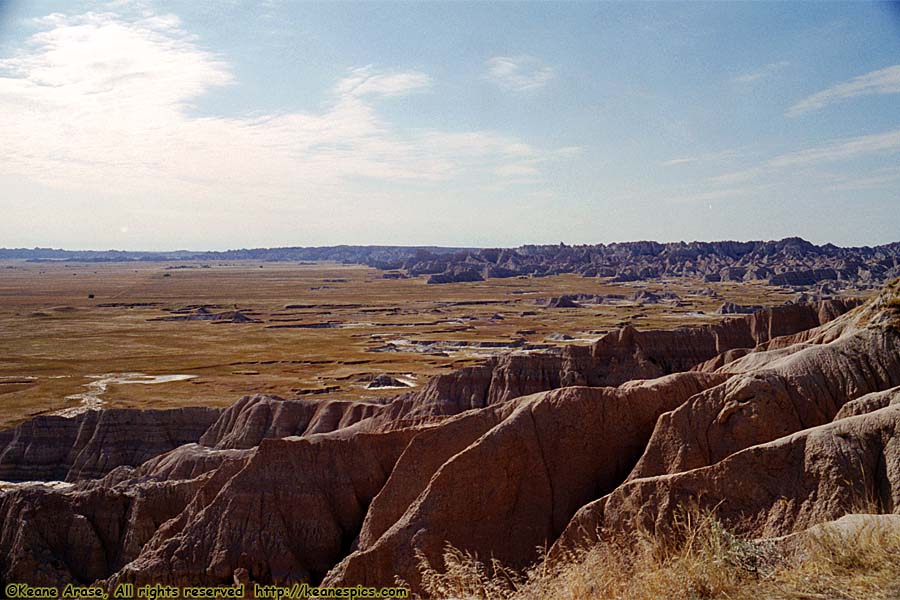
[0,260,827,429]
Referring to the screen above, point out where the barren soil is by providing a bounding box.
[0,260,854,429]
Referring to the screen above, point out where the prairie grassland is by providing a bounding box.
[0,260,818,428]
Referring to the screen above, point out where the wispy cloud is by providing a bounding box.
[334,66,432,98]
[823,165,900,192]
[731,60,789,84]
[661,158,697,166]
[668,184,774,205]
[485,55,554,92]
[787,64,900,116]
[708,127,900,185]
[661,148,744,167]
[0,11,574,207]
[767,128,900,168]
[669,130,900,205]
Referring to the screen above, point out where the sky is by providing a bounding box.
[0,0,899,251]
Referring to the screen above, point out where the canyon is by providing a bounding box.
[1,278,898,596]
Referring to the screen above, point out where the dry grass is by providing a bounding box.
[416,507,900,600]
[885,278,900,312]
[887,297,900,328]
[0,260,811,429]
[778,520,900,600]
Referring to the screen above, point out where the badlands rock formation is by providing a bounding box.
[5,237,900,289]
[0,283,897,595]
[0,407,219,482]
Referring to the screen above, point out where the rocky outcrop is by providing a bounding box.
[555,401,900,554]
[364,374,411,389]
[769,267,838,286]
[186,298,860,454]
[0,283,895,595]
[0,407,220,482]
[12,238,899,289]
[198,395,383,449]
[630,298,899,481]
[107,429,419,587]
[546,295,581,308]
[716,301,763,314]
[151,308,261,323]
[398,238,900,288]
[632,290,667,304]
[583,298,861,385]
[0,446,252,587]
[834,385,900,420]
[426,267,484,284]
[324,373,724,591]
[365,298,862,421]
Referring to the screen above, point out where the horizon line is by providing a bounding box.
[3,235,900,256]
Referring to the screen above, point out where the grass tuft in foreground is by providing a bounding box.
[415,508,900,600]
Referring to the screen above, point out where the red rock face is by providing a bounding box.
[554,398,900,555]
[105,429,420,587]
[630,327,900,481]
[0,407,220,481]
[323,373,724,591]
[198,395,384,449]
[0,290,895,596]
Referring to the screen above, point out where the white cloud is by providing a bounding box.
[668,130,900,206]
[494,162,541,178]
[485,55,554,92]
[823,165,900,192]
[787,64,900,116]
[708,128,900,186]
[767,128,900,168]
[0,10,573,211]
[732,60,789,84]
[553,146,582,158]
[333,65,432,98]
[661,158,697,166]
[661,148,744,168]
[668,184,774,205]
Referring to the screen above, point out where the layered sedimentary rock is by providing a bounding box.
[555,401,900,554]
[324,373,724,591]
[401,237,900,288]
[630,298,899,480]
[0,447,251,586]
[550,283,900,558]
[0,407,220,482]
[6,237,900,288]
[199,395,383,449]
[106,429,420,587]
[0,283,897,596]
[834,385,900,419]
[373,298,861,420]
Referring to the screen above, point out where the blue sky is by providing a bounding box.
[0,0,898,250]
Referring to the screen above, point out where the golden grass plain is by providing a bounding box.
[0,260,849,429]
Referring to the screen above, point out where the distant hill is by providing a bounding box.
[0,245,470,268]
[3,237,899,289]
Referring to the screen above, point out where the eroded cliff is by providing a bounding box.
[1,285,896,596]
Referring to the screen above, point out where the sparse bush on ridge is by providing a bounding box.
[415,506,900,600]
